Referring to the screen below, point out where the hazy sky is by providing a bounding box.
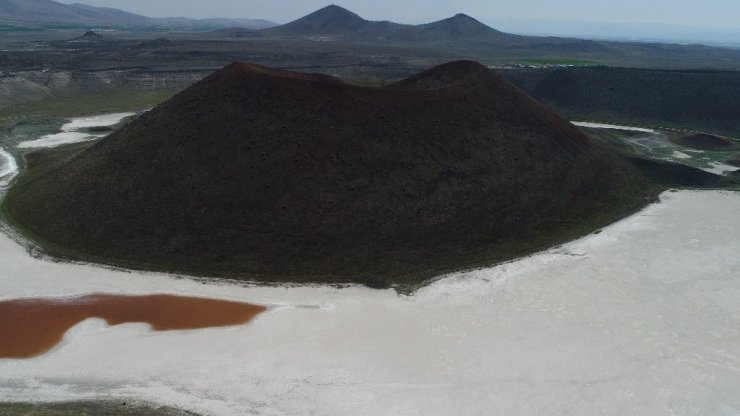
[58,0,740,30]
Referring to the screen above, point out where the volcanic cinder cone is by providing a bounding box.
[6,61,648,285]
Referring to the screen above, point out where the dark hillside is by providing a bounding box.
[0,0,151,25]
[387,13,506,43]
[625,157,732,188]
[500,67,740,139]
[6,61,652,285]
[264,5,512,44]
[269,5,369,35]
[263,5,404,41]
[419,13,502,37]
[670,134,737,151]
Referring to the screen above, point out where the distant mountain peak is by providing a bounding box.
[272,3,368,35]
[439,13,488,25]
[306,4,364,21]
[266,5,506,42]
[424,12,502,37]
[321,4,355,13]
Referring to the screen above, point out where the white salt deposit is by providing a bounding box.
[17,132,93,149]
[704,161,740,175]
[571,121,656,133]
[61,113,136,131]
[1,190,740,416]
[672,150,692,159]
[17,112,135,149]
[0,148,18,187]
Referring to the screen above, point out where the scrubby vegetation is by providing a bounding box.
[500,67,740,139]
[624,157,735,188]
[669,134,737,151]
[0,90,175,129]
[0,401,197,416]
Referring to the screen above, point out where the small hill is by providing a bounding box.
[501,67,740,139]
[670,133,737,151]
[69,30,105,42]
[5,61,652,286]
[264,5,404,41]
[414,13,504,40]
[273,5,368,35]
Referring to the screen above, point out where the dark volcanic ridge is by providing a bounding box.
[6,61,652,285]
[261,4,507,43]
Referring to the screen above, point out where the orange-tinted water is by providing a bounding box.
[0,294,266,359]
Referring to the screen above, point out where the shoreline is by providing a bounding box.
[0,148,18,186]
[1,190,739,415]
[16,112,136,149]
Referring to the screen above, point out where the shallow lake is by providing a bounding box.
[0,294,265,359]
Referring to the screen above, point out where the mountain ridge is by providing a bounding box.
[0,0,277,28]
[263,4,509,42]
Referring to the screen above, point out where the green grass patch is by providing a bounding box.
[517,58,601,65]
[0,90,175,129]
